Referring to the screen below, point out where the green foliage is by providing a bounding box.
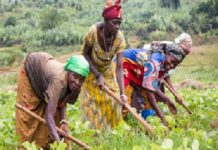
[0,82,218,149]
[190,0,218,33]
[160,0,181,9]
[22,141,42,150]
[0,23,31,47]
[39,6,68,30]
[172,44,218,83]
[0,92,18,149]
[0,0,216,53]
[0,73,17,91]
[0,52,16,67]
[0,47,24,67]
[63,88,218,150]
[4,16,17,27]
[50,141,67,150]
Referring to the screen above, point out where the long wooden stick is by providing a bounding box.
[15,103,90,150]
[162,80,192,115]
[103,85,154,134]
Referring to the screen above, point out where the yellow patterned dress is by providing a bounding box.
[80,24,126,130]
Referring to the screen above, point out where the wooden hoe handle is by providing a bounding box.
[162,80,192,115]
[103,85,154,134]
[15,103,90,150]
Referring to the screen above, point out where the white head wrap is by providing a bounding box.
[175,33,192,53]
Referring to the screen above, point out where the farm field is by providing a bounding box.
[0,44,218,150]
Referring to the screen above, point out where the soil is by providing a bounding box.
[211,117,218,128]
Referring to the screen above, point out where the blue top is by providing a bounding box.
[123,48,165,65]
[123,48,166,91]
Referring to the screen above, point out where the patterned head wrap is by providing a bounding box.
[175,33,192,54]
[102,0,122,20]
[165,44,186,63]
[64,55,90,78]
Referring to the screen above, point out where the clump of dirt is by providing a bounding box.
[177,79,204,90]
[207,83,218,89]
[211,117,218,128]
[175,79,218,90]
[4,85,17,92]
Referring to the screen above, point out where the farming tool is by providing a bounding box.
[15,103,90,150]
[162,80,193,115]
[103,85,154,134]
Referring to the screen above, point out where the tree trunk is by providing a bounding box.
[174,0,180,9]
[161,0,170,8]
[161,0,180,9]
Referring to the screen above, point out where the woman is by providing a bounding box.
[16,52,89,149]
[81,0,126,130]
[139,33,192,102]
[122,35,191,126]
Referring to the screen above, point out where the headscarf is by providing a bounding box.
[64,55,89,78]
[174,33,192,54]
[102,0,122,20]
[165,44,186,62]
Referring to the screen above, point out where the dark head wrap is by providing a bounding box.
[165,44,186,62]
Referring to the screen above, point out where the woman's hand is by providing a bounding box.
[97,74,104,89]
[59,123,69,138]
[166,99,177,115]
[161,118,169,127]
[120,94,128,105]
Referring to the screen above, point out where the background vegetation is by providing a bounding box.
[0,0,217,67]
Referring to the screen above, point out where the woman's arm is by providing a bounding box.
[59,105,69,137]
[164,76,174,90]
[116,52,124,95]
[83,42,100,77]
[45,80,65,142]
[116,52,127,102]
[145,90,168,126]
[45,96,60,142]
[156,88,171,103]
[164,75,182,103]
[60,105,66,122]
[83,42,104,88]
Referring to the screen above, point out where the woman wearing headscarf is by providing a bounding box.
[122,33,192,126]
[81,0,126,130]
[142,33,192,94]
[15,52,89,149]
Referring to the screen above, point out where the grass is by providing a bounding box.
[1,88,217,149]
[0,73,17,91]
[0,44,217,149]
[172,44,218,84]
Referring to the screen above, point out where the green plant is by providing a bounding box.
[39,6,68,30]
[4,16,17,27]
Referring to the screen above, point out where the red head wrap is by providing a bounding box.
[102,0,122,20]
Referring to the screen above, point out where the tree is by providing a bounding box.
[161,0,170,8]
[173,0,180,9]
[160,0,180,9]
[39,6,66,30]
[4,16,17,27]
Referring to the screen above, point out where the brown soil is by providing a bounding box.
[0,67,18,74]
[211,117,218,128]
[175,79,204,90]
[175,79,218,90]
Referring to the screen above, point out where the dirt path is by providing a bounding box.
[0,67,18,74]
